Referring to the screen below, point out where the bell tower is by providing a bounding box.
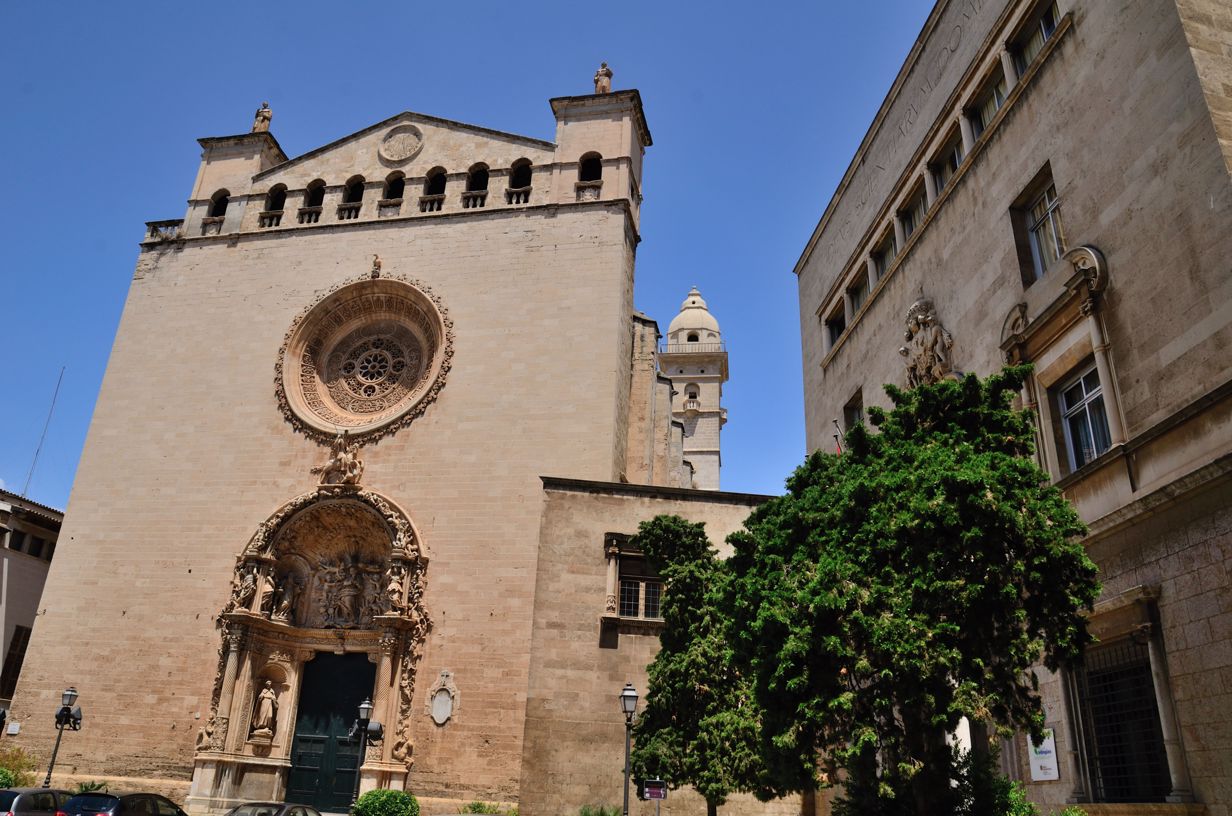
[658,287,729,490]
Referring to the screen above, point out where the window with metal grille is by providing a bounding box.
[0,625,32,699]
[619,558,663,620]
[1076,636,1171,803]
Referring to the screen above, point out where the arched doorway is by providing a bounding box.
[187,480,428,813]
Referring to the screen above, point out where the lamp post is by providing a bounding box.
[349,697,382,811]
[619,683,638,816]
[43,687,82,788]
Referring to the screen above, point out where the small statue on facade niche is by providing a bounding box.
[371,255,382,279]
[898,298,955,388]
[271,576,299,623]
[196,712,216,750]
[594,62,613,94]
[386,566,406,614]
[226,566,257,613]
[250,680,278,738]
[252,102,272,133]
[311,430,364,485]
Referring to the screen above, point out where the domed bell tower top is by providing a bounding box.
[658,287,729,490]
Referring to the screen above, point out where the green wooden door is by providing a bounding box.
[287,652,377,811]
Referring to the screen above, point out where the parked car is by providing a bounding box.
[58,793,186,816]
[0,788,71,816]
[222,804,321,816]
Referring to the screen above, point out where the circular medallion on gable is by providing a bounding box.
[378,125,425,165]
[276,276,452,442]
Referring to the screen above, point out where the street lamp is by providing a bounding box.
[619,683,638,816]
[43,686,82,788]
[349,697,383,811]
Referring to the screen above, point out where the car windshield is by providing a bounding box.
[228,807,281,816]
[65,795,120,813]
[0,793,18,811]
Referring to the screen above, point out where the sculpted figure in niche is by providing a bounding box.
[386,566,406,614]
[227,566,257,613]
[250,680,278,738]
[594,62,613,94]
[312,431,365,485]
[252,102,272,133]
[898,298,955,388]
[272,576,299,623]
[196,713,216,750]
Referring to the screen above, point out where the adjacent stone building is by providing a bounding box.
[9,79,760,815]
[796,0,1232,813]
[0,489,60,714]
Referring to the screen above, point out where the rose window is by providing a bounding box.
[277,277,451,441]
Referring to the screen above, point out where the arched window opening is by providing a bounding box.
[509,160,532,189]
[208,190,230,218]
[305,180,326,208]
[421,168,447,212]
[507,159,533,204]
[343,176,366,204]
[463,164,489,209]
[579,153,603,182]
[300,180,326,224]
[687,332,699,343]
[466,164,489,192]
[260,185,287,228]
[384,173,405,201]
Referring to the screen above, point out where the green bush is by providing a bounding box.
[459,805,500,814]
[0,768,15,789]
[1056,809,1088,816]
[353,789,419,816]
[577,807,620,816]
[74,782,109,794]
[0,746,40,787]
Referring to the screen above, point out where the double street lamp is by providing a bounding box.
[349,698,383,811]
[619,683,638,816]
[43,687,82,788]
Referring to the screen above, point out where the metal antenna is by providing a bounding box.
[22,367,65,497]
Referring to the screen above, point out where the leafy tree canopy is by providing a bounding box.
[727,366,1099,814]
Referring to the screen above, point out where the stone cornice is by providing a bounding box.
[540,475,771,505]
[198,131,289,163]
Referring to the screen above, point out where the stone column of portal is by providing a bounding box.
[1082,297,1125,445]
[215,628,244,748]
[374,633,399,764]
[1140,624,1194,802]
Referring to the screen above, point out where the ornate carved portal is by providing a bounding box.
[190,476,429,810]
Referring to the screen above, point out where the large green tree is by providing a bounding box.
[629,515,779,816]
[727,366,1099,815]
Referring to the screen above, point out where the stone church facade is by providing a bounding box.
[797,0,1232,813]
[10,80,772,816]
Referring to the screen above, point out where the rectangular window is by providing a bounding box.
[899,186,928,239]
[931,131,964,192]
[843,390,864,430]
[643,581,663,619]
[1076,637,1172,802]
[619,579,640,618]
[1015,1,1060,74]
[825,305,847,348]
[970,68,1008,138]
[1027,184,1064,278]
[0,625,32,699]
[1059,364,1112,471]
[27,537,45,559]
[871,232,898,280]
[7,531,25,552]
[847,268,870,315]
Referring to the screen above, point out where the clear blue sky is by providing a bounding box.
[0,1,931,510]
